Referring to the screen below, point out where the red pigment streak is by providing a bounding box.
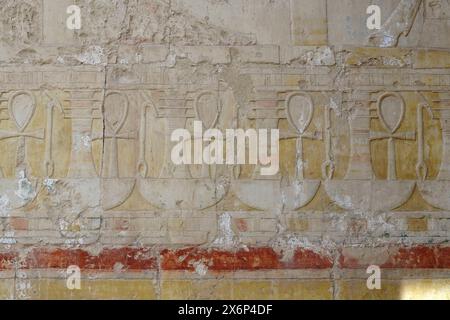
[0,245,447,271]
[160,247,332,271]
[338,252,360,269]
[24,247,157,270]
[235,219,248,232]
[339,246,450,269]
[290,248,333,269]
[381,246,437,269]
[436,246,450,268]
[0,252,18,270]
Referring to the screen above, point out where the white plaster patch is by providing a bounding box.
[367,213,396,235]
[271,234,336,263]
[15,172,36,201]
[77,46,105,65]
[0,231,17,244]
[15,271,31,300]
[43,178,58,193]
[114,262,124,273]
[215,176,230,196]
[164,52,178,68]
[0,195,10,217]
[212,213,239,248]
[334,194,354,210]
[309,46,335,65]
[73,133,92,151]
[193,261,208,276]
[58,219,70,231]
[64,238,85,246]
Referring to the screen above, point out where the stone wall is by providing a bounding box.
[0,0,449,299]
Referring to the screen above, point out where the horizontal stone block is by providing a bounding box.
[336,279,450,300]
[414,50,450,69]
[25,279,157,300]
[343,47,413,67]
[0,278,15,299]
[140,45,170,63]
[290,0,328,46]
[281,46,335,65]
[161,279,233,300]
[407,217,429,232]
[171,0,289,45]
[173,46,231,64]
[274,280,333,300]
[232,46,280,64]
[287,218,310,232]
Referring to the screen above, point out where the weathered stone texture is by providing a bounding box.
[0,0,449,299]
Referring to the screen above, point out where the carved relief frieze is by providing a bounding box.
[0,65,449,217]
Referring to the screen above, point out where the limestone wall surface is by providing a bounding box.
[0,0,449,299]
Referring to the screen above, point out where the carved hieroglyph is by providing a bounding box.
[1,72,449,215]
[233,91,323,211]
[0,91,41,209]
[417,92,450,210]
[325,91,417,212]
[136,89,229,210]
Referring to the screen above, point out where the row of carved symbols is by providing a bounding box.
[235,89,450,212]
[2,89,450,212]
[325,90,450,212]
